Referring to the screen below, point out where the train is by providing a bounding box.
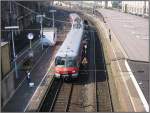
[54,13,84,79]
[41,28,57,46]
[41,27,57,46]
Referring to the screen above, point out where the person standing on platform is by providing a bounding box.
[109,29,111,42]
[26,70,31,86]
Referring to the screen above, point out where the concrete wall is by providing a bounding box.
[1,42,11,78]
[1,72,15,107]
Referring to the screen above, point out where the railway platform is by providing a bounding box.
[2,47,52,112]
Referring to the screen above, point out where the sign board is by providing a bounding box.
[82,57,88,64]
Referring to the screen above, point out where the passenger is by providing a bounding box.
[109,29,111,42]
[26,71,31,86]
[103,17,106,23]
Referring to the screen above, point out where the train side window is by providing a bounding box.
[43,35,46,38]
[66,60,77,67]
[56,60,65,66]
[61,60,65,65]
[55,57,65,66]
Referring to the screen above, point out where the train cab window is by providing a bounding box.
[66,60,77,67]
[55,57,65,66]
[43,35,46,38]
[55,57,77,67]
[60,60,65,65]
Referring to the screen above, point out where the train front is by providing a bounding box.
[54,56,79,79]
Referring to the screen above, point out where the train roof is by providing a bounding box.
[55,13,84,58]
[55,24,83,58]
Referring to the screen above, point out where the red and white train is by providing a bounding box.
[54,13,84,79]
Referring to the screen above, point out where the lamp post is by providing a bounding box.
[49,9,56,29]
[36,14,45,50]
[92,1,96,14]
[143,1,146,16]
[5,26,19,79]
[27,33,34,48]
[27,33,34,59]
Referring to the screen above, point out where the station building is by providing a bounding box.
[122,1,149,17]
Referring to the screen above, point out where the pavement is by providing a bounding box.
[98,8,149,62]
[96,8,149,105]
[128,60,149,103]
[2,47,52,112]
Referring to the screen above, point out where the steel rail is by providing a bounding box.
[49,79,63,112]
[38,78,63,112]
[50,80,73,112]
[92,30,98,112]
[37,77,55,111]
[65,83,73,112]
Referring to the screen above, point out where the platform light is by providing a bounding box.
[49,10,56,29]
[27,33,34,48]
[4,26,19,79]
[36,14,45,50]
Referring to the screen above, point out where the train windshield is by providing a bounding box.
[55,57,65,66]
[66,60,76,67]
[55,57,76,67]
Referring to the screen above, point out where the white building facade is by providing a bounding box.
[122,1,149,16]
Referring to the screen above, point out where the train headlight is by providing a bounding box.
[72,70,76,73]
[55,70,59,73]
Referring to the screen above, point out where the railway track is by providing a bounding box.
[93,28,113,112]
[38,78,73,112]
[50,80,73,112]
[38,78,61,112]
[84,22,113,111]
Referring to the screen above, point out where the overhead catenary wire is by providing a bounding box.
[14,1,71,23]
[13,1,96,29]
[1,29,97,33]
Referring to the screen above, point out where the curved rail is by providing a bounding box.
[65,83,73,112]
[50,80,73,112]
[38,78,61,112]
[49,79,63,111]
[38,78,74,112]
